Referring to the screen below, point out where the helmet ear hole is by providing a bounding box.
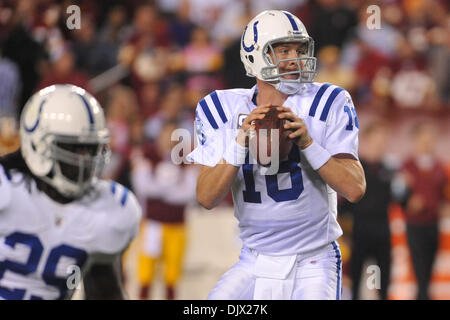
[248,55,254,63]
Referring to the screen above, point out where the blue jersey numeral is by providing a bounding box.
[242,147,304,203]
[344,106,359,131]
[242,163,262,203]
[43,244,88,299]
[265,159,304,202]
[0,232,43,299]
[0,232,87,300]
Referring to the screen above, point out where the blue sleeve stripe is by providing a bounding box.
[283,12,299,31]
[199,98,219,129]
[120,187,129,206]
[210,91,227,124]
[319,87,345,122]
[309,83,331,117]
[111,181,117,195]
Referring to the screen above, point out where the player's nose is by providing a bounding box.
[286,57,299,70]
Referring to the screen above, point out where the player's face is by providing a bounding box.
[270,42,308,80]
[56,142,101,183]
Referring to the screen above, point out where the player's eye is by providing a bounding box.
[277,48,289,55]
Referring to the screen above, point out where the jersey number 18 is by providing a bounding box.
[242,147,304,203]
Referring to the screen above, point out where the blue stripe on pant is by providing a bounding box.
[332,241,342,300]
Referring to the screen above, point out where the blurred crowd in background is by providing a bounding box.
[0,0,449,300]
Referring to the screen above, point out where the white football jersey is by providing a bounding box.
[0,165,142,300]
[187,83,360,255]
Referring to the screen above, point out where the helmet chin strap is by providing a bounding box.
[270,80,304,95]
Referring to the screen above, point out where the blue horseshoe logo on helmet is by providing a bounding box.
[242,21,259,52]
[23,99,47,132]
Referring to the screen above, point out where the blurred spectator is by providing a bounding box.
[0,55,21,119]
[219,0,255,89]
[118,2,171,97]
[366,67,393,114]
[102,85,140,189]
[389,36,440,110]
[172,26,223,72]
[32,2,66,63]
[353,39,391,102]
[187,0,227,30]
[131,121,198,300]
[38,50,91,92]
[0,117,20,156]
[171,27,224,91]
[1,0,48,115]
[211,0,304,46]
[348,4,402,60]
[340,120,395,300]
[144,84,194,141]
[210,0,252,47]
[315,45,356,92]
[122,2,171,51]
[139,81,162,120]
[223,37,256,89]
[309,0,358,53]
[71,15,118,76]
[156,0,183,14]
[397,121,449,300]
[426,27,450,106]
[97,5,130,46]
[168,0,197,48]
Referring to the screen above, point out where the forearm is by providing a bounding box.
[196,162,240,209]
[317,156,366,203]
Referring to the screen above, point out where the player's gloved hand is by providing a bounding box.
[235,104,272,147]
[276,106,313,149]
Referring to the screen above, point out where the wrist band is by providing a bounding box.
[301,140,331,170]
[223,139,248,167]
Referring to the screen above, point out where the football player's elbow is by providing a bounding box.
[196,190,215,210]
[347,181,366,203]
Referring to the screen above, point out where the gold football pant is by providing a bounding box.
[137,220,186,287]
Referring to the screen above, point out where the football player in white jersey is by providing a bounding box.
[0,84,142,299]
[187,10,366,300]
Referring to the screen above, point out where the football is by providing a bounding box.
[249,107,293,167]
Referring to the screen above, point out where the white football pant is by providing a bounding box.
[208,241,342,300]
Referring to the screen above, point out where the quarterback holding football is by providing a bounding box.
[188,10,366,300]
[0,85,142,299]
